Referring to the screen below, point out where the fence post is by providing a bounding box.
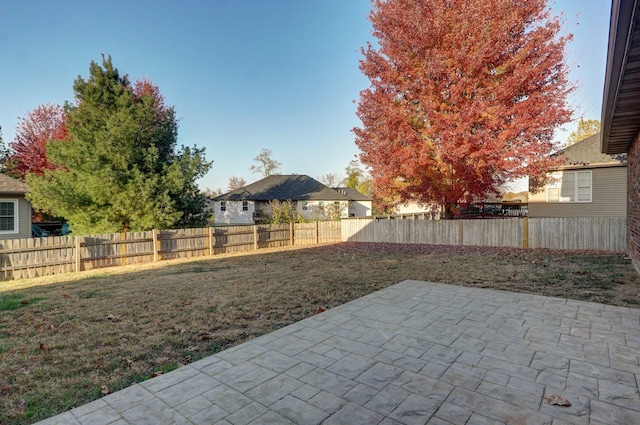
[75,236,81,272]
[208,227,214,256]
[523,217,529,249]
[253,225,258,250]
[458,220,464,245]
[153,229,160,261]
[289,222,294,246]
[120,232,127,266]
[315,221,319,244]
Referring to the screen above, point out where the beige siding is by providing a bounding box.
[529,166,627,218]
[17,198,32,239]
[0,196,32,240]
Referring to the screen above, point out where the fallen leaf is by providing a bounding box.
[544,394,571,407]
[106,314,122,322]
[198,332,213,341]
[17,399,25,406]
[183,355,192,364]
[149,371,163,378]
[20,300,29,305]
[101,385,110,395]
[63,294,71,298]
[39,343,48,350]
[316,306,326,314]
[124,359,134,367]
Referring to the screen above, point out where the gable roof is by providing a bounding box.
[332,187,372,201]
[214,175,351,202]
[0,174,29,194]
[559,133,627,169]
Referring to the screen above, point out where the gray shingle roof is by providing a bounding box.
[0,174,29,194]
[560,133,627,167]
[332,187,372,201]
[214,175,352,202]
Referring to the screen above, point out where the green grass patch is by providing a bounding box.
[0,294,42,311]
[78,291,101,299]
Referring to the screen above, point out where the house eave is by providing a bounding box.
[601,0,640,155]
[554,162,627,171]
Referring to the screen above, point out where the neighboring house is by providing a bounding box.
[332,187,372,217]
[395,201,442,218]
[528,133,627,218]
[213,175,371,225]
[601,0,640,272]
[0,174,32,239]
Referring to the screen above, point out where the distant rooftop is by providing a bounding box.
[0,174,29,194]
[214,175,352,202]
[559,133,627,168]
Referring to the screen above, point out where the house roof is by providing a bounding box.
[601,0,640,154]
[0,174,29,194]
[214,175,352,202]
[332,187,372,201]
[559,133,627,168]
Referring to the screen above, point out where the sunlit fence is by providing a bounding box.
[0,222,341,281]
[0,217,626,282]
[342,217,626,251]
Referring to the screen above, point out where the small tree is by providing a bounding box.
[318,172,342,187]
[9,104,69,179]
[344,160,373,196]
[267,200,301,224]
[0,126,11,173]
[323,202,345,221]
[27,56,211,234]
[227,176,246,191]
[566,117,600,146]
[250,148,282,177]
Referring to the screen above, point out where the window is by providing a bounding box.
[546,171,592,203]
[0,200,17,233]
[220,201,226,211]
[242,201,248,211]
[302,201,308,211]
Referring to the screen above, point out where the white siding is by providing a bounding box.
[299,200,350,220]
[348,200,372,217]
[214,200,255,225]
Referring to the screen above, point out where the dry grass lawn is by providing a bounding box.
[0,242,638,424]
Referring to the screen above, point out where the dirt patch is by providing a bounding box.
[0,242,638,424]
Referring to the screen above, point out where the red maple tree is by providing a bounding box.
[133,78,173,120]
[9,104,69,179]
[354,0,573,217]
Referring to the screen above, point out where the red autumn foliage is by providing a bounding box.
[9,104,69,179]
[354,0,573,217]
[133,78,171,119]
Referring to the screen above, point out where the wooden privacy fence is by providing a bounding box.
[0,222,342,281]
[342,217,627,252]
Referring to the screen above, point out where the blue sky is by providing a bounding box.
[0,0,612,193]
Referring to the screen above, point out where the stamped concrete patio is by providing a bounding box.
[35,280,640,425]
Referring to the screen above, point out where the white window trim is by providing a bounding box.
[220,201,226,212]
[546,170,592,203]
[0,199,19,234]
[242,201,248,212]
